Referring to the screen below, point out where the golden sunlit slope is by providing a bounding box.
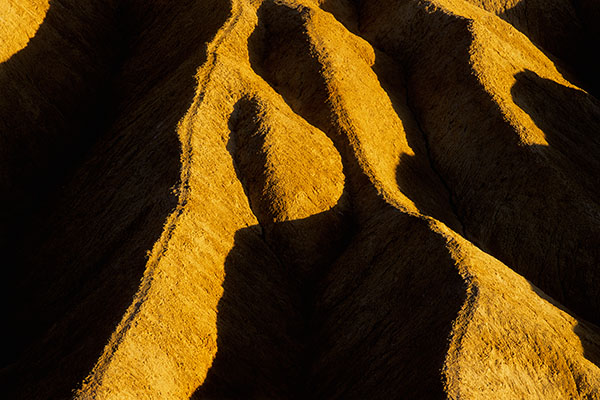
[0,0,599,399]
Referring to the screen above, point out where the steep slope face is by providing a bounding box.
[1,0,599,399]
[463,0,600,95]
[359,0,600,325]
[0,0,122,244]
[1,0,231,397]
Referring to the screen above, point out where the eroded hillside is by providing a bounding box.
[1,0,599,398]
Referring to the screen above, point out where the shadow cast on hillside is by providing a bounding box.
[191,216,330,400]
[511,69,600,199]
[1,0,126,373]
[574,321,600,369]
[498,1,599,98]
[194,4,467,397]
[510,70,600,326]
[528,282,600,369]
[192,208,468,399]
[366,3,600,358]
[374,54,465,233]
[1,1,230,398]
[0,0,123,252]
[193,95,353,398]
[512,72,600,368]
[309,0,600,388]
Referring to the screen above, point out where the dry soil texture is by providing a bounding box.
[1,0,599,399]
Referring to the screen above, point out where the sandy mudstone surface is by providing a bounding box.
[1,0,599,398]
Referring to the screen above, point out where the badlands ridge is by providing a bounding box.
[1,0,599,398]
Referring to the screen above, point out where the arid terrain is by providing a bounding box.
[1,0,599,398]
